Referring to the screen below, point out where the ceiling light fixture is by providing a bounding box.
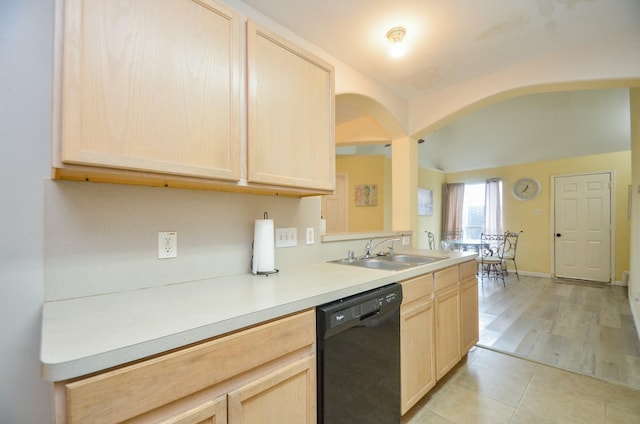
[386,26,407,58]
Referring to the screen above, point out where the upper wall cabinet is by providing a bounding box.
[57,0,242,181]
[53,1,335,196]
[247,21,335,192]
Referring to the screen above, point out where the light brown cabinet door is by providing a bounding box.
[460,277,479,353]
[247,20,335,192]
[227,356,316,423]
[434,286,461,380]
[400,296,435,415]
[60,0,242,180]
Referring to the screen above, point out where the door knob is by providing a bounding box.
[556,233,562,237]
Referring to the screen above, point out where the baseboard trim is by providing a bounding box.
[509,271,629,287]
[514,271,551,278]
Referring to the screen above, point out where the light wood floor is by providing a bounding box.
[402,275,640,423]
[478,275,640,389]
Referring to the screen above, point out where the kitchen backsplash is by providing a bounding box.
[43,180,330,301]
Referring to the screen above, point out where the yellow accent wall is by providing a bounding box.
[445,151,631,281]
[336,155,390,232]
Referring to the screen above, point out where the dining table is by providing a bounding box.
[446,239,488,252]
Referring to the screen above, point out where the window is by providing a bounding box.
[443,179,503,240]
[462,183,485,239]
[462,180,503,238]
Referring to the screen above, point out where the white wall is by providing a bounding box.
[630,88,640,336]
[1,1,55,421]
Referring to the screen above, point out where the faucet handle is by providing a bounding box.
[388,239,397,255]
[364,238,375,257]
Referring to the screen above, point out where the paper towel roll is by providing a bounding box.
[252,219,275,274]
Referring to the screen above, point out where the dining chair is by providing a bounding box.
[475,233,507,286]
[426,231,435,250]
[503,230,522,280]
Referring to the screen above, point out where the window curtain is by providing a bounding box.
[442,183,465,235]
[484,178,503,235]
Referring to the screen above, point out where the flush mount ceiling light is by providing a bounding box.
[386,26,407,58]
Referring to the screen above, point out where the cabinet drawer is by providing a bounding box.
[459,260,478,281]
[401,273,433,304]
[60,309,315,424]
[433,266,458,293]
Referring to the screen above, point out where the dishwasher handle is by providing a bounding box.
[359,310,380,321]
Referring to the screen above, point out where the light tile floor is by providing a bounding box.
[402,275,640,423]
[402,347,640,424]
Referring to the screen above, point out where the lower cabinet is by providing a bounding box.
[399,259,478,415]
[400,273,435,415]
[434,266,461,380]
[54,310,316,424]
[460,261,480,353]
[227,356,316,423]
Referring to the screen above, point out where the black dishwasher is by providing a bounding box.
[316,283,403,424]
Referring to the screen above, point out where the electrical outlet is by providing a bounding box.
[158,231,177,259]
[275,227,297,248]
[402,236,410,246]
[306,227,315,245]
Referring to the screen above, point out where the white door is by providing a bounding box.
[321,172,349,233]
[554,173,611,282]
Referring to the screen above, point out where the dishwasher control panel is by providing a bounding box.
[318,283,403,333]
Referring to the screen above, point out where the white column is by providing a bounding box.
[392,137,418,246]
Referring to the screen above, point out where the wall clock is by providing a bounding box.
[512,177,541,201]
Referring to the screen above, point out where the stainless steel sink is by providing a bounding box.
[329,254,446,271]
[378,254,445,264]
[330,257,411,271]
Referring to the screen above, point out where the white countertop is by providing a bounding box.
[40,250,475,382]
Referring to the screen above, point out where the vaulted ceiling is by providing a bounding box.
[240,0,639,171]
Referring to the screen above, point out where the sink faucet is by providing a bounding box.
[364,237,401,257]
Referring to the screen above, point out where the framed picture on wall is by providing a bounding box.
[418,187,433,216]
[355,184,377,207]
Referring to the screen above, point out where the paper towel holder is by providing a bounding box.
[252,211,279,276]
[252,242,279,276]
[256,267,279,276]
